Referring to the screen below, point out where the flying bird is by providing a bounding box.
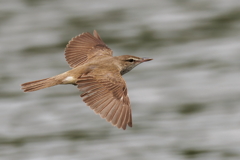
[21,30,152,130]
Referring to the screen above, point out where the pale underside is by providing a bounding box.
[64,30,132,129]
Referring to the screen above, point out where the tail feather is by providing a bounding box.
[21,77,59,92]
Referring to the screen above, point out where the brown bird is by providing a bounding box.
[21,30,152,130]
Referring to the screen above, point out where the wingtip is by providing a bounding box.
[128,122,132,128]
[93,30,102,40]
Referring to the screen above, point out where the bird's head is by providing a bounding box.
[116,55,152,75]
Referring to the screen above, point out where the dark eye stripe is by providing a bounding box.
[128,59,134,62]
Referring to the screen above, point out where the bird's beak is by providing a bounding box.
[140,58,153,63]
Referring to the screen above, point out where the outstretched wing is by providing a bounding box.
[77,73,132,130]
[65,30,113,68]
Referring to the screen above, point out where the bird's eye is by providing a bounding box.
[127,59,135,62]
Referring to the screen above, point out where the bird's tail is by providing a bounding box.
[21,76,61,92]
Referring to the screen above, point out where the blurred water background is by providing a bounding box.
[0,0,240,159]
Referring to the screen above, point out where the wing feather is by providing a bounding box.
[65,30,113,68]
[77,73,132,130]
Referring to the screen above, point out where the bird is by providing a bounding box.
[21,30,152,130]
